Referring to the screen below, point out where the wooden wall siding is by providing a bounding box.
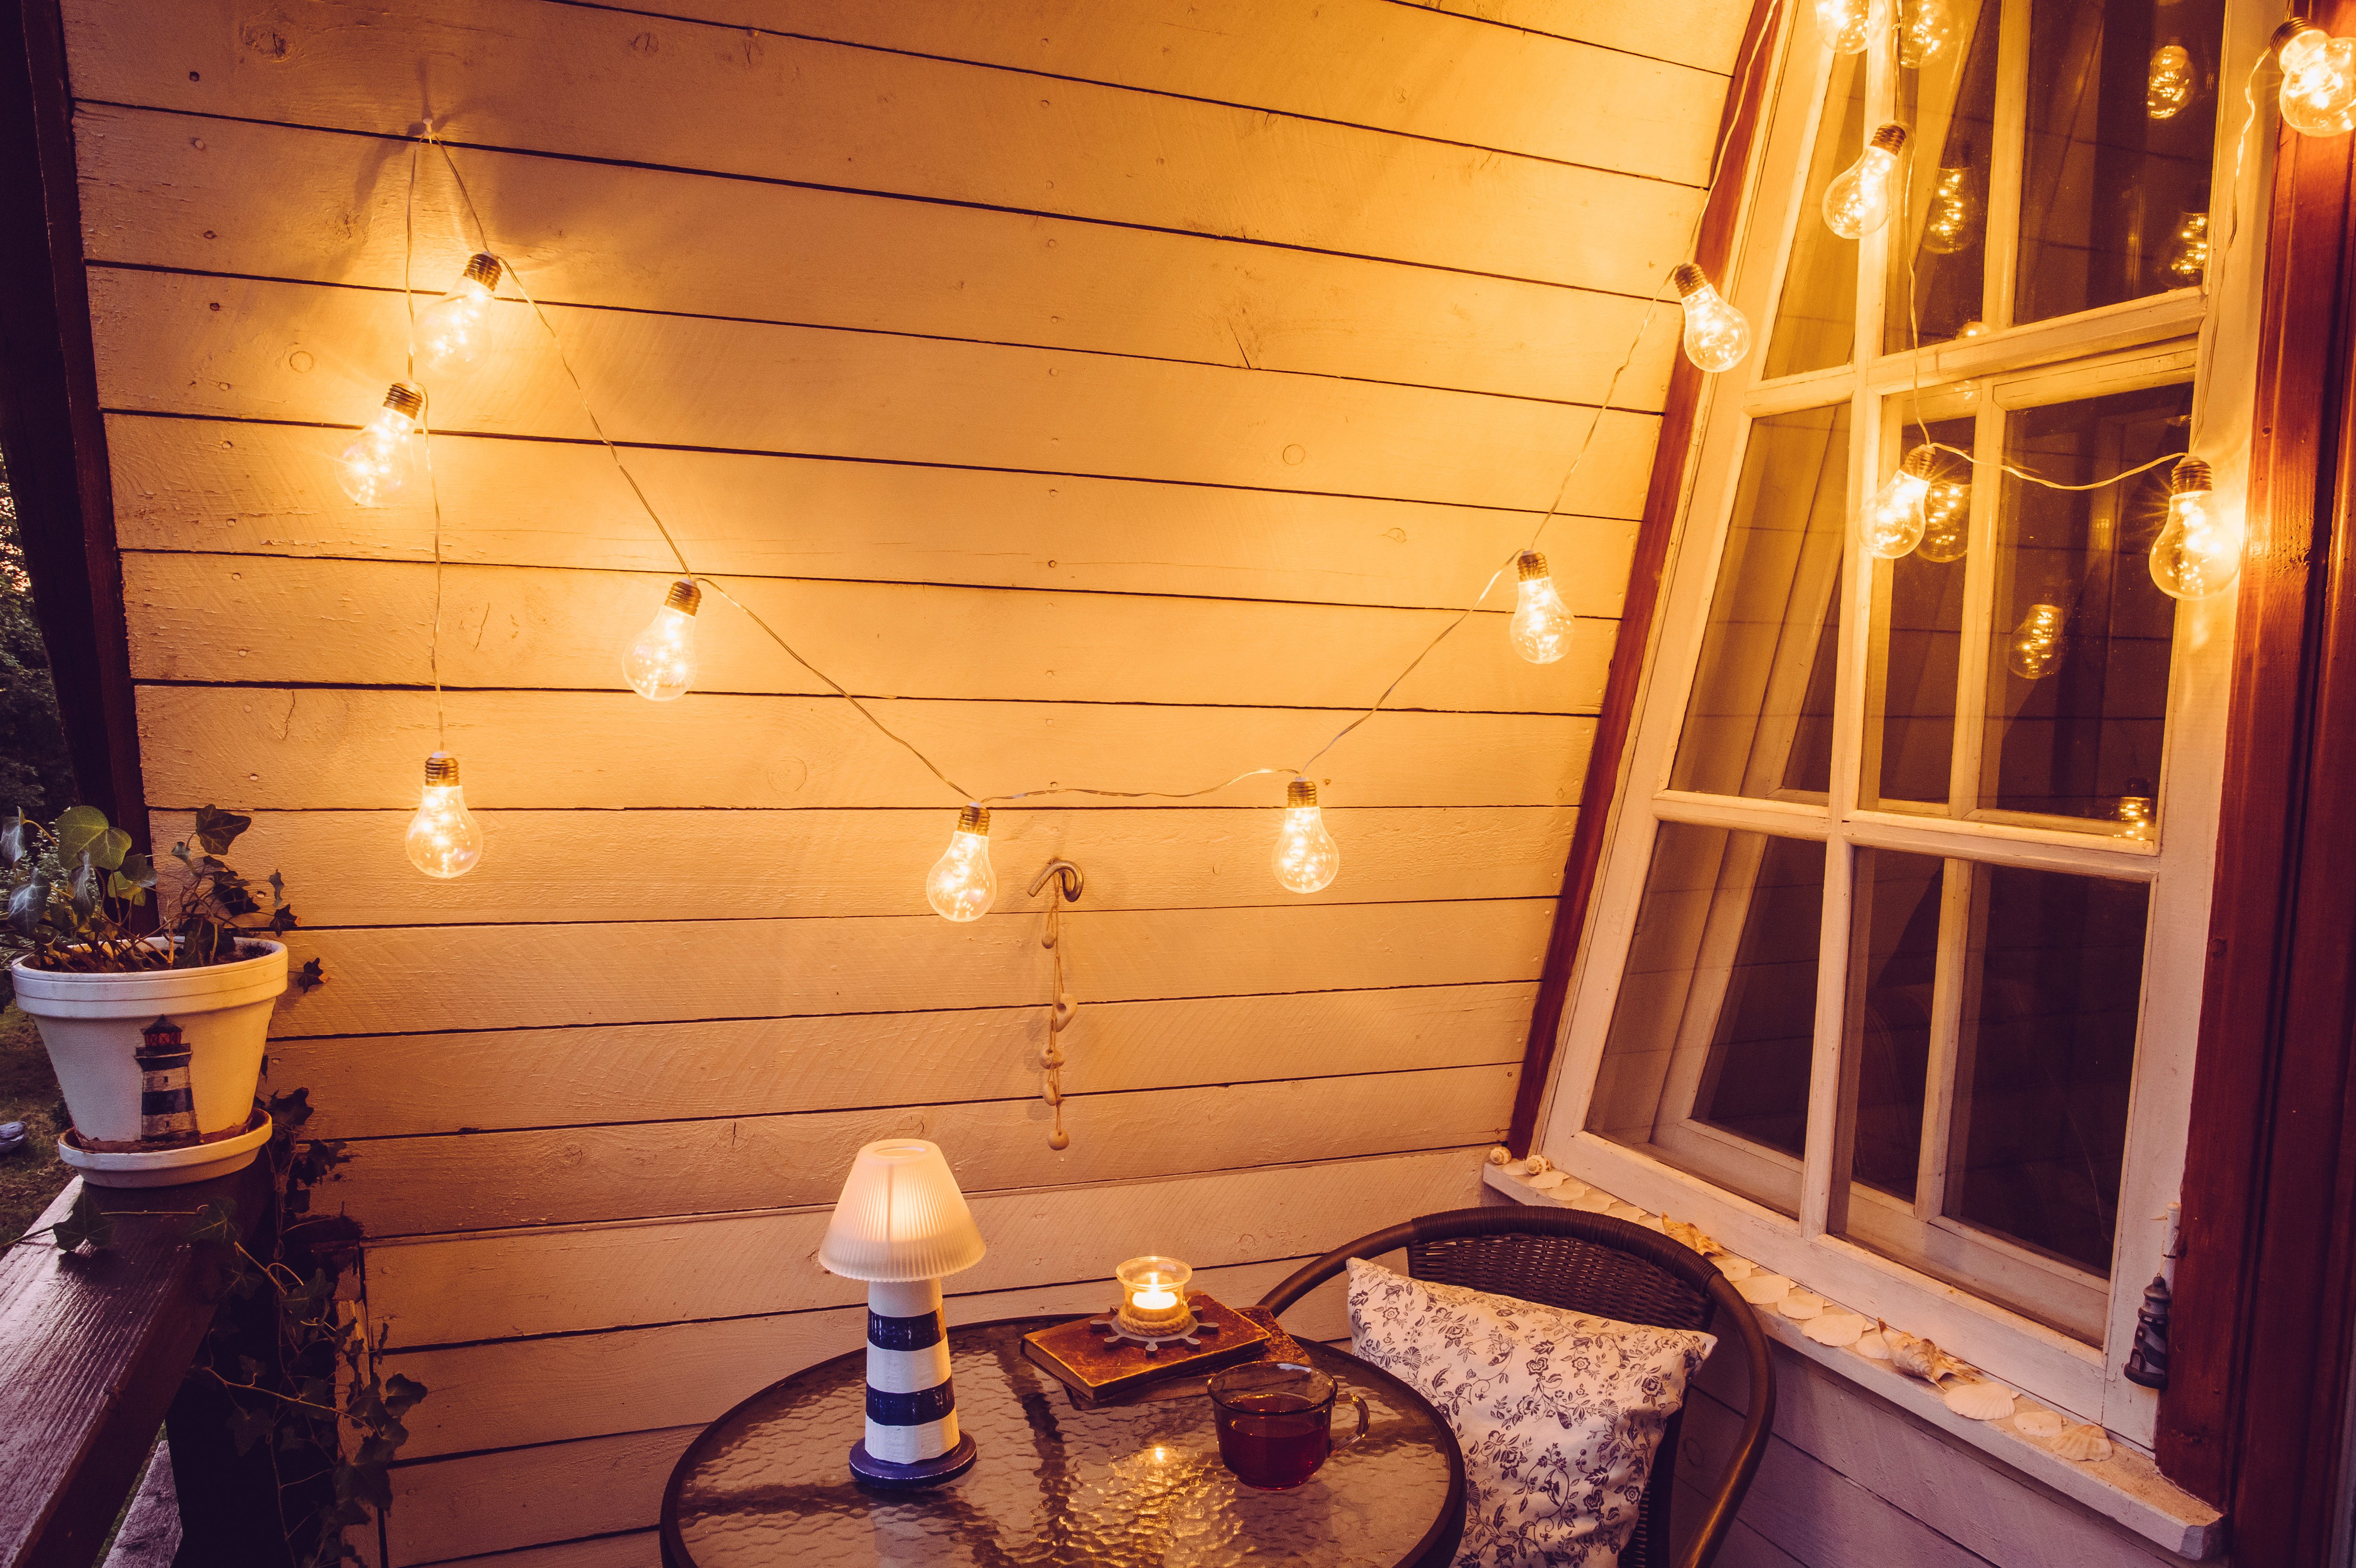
[57,0,1742,1557]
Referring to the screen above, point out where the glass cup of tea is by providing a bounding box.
[1207,1362,1369,1489]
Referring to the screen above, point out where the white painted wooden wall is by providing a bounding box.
[59,0,1750,1561]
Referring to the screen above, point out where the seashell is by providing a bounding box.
[1779,1291,1825,1321]
[1549,1177,1591,1202]
[1605,1201,1646,1221]
[1528,1170,1569,1191]
[1662,1216,1727,1257]
[1855,1330,1891,1360]
[1736,1273,1792,1305]
[2013,1407,2066,1439]
[1637,1213,1667,1233]
[1803,1311,1869,1347]
[1713,1255,1754,1280]
[1944,1380,2017,1421]
[1525,1154,1553,1176]
[1571,1190,1615,1213]
[1487,1146,1512,1166]
[2052,1424,2113,1462]
[1885,1330,1968,1385]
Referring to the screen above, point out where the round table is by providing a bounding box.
[660,1315,1465,1567]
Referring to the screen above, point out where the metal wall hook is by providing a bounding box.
[1027,859,1085,903]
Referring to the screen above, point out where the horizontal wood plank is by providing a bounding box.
[87,269,1662,516]
[122,552,1615,713]
[64,0,1705,291]
[386,1425,693,1567]
[74,106,1685,408]
[1397,0,1752,67]
[364,1147,1484,1345]
[266,982,1537,1140]
[329,1063,1515,1235]
[105,416,1644,613]
[136,687,1597,811]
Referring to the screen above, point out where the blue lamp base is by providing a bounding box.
[849,1432,978,1488]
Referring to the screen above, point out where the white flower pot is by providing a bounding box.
[13,939,286,1185]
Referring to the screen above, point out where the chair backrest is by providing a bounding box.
[1258,1206,1775,1568]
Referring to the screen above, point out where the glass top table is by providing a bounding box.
[660,1315,1464,1567]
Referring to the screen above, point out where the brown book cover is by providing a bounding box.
[1019,1294,1273,1406]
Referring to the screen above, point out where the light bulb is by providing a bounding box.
[2006,603,2067,680]
[624,578,702,701]
[1824,124,1909,239]
[2115,784,2155,842]
[1898,0,1952,66]
[1862,445,1936,558]
[1671,262,1752,373]
[2147,42,2196,121]
[405,752,484,879]
[1918,474,1972,562]
[1272,778,1340,894]
[1816,0,1879,55]
[1510,551,1575,664]
[416,253,504,374]
[1922,163,1980,254]
[337,382,424,506]
[926,804,998,922]
[2165,211,2210,284]
[2149,457,2241,600]
[2277,24,2356,138]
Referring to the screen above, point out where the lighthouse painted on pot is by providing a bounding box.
[135,1016,199,1148]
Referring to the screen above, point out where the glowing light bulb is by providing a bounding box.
[1917,474,1972,563]
[1922,163,1980,255]
[2165,211,2210,284]
[417,253,504,374]
[1898,0,1952,66]
[2006,603,2068,680]
[2115,783,2155,842]
[2277,23,2356,138]
[624,578,702,701]
[405,752,484,879]
[1671,262,1752,373]
[926,804,998,922]
[2147,42,2196,121]
[1816,0,1879,55]
[1862,445,1936,558]
[1824,124,1908,239]
[1510,551,1575,664]
[1272,778,1340,895]
[2149,457,2241,600]
[337,382,424,506]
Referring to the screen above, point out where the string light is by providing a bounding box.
[2147,43,2198,121]
[337,382,425,506]
[625,578,703,701]
[417,252,506,373]
[1509,551,1576,664]
[1922,162,1980,254]
[2006,604,2067,679]
[1918,470,1971,562]
[2165,211,2210,283]
[1671,262,1752,372]
[2115,784,2156,842]
[1863,445,1936,558]
[1816,0,1879,55]
[406,753,484,879]
[926,805,998,922]
[1897,0,1952,66]
[1272,779,1340,894]
[2276,21,2356,138]
[1825,123,1908,238]
[2149,458,2241,600]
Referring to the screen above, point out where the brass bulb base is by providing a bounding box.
[1517,550,1550,582]
[461,252,504,290]
[1900,444,1938,479]
[2171,457,2215,495]
[1670,261,1708,297]
[2272,17,2323,57]
[1869,122,1909,154]
[383,382,425,418]
[956,803,990,835]
[423,751,461,786]
[1285,778,1317,809]
[663,578,702,614]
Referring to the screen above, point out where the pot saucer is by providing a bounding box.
[58,1108,272,1188]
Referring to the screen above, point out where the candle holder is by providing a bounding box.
[1092,1255,1219,1351]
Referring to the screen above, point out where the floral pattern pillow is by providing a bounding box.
[1346,1258,1715,1568]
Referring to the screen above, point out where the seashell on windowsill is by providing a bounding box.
[1886,1328,1968,1385]
[1779,1291,1825,1321]
[1943,1380,2017,1421]
[1803,1311,1869,1347]
[1663,1217,1728,1257]
[1736,1273,1792,1305]
[1523,1154,1553,1176]
[1714,1256,1755,1281]
[1487,1146,1512,1166]
[1855,1330,1892,1360]
[2013,1407,2067,1439]
[1571,1191,1615,1213]
[2051,1424,2113,1462]
[1605,1200,1647,1222]
[1528,1170,1570,1191]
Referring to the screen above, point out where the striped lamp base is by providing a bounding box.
[847,1278,978,1488]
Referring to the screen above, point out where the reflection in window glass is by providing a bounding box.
[1870,415,1974,808]
[1671,405,1848,801]
[1844,850,1943,1201]
[2018,0,2226,324]
[1587,825,1824,1217]
[1765,55,1865,378]
[1885,0,2000,353]
[1983,382,2184,826]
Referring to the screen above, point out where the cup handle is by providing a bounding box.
[1331,1391,1371,1453]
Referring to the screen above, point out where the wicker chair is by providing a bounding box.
[1257,1205,1775,1568]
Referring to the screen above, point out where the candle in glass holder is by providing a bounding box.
[1114,1255,1196,1338]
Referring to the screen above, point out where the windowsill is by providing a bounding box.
[1483,1162,2225,1560]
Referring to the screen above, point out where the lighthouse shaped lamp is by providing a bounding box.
[818,1138,989,1487]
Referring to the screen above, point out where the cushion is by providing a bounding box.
[1346,1257,1716,1568]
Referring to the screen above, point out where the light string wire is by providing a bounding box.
[396,12,1777,813]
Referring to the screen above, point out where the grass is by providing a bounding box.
[0,1004,69,1244]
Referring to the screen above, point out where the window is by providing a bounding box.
[1537,0,2266,1446]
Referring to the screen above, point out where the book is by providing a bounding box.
[1018,1293,1274,1406]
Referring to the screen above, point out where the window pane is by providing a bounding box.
[1587,824,1824,1217]
[1981,382,2184,828]
[1885,0,2001,353]
[2017,0,2226,324]
[1867,413,1974,809]
[1671,404,1849,801]
[1764,55,1865,378]
[1843,849,1944,1202]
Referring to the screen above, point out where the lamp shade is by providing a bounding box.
[818,1138,987,1282]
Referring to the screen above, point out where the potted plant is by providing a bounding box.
[4,804,294,1186]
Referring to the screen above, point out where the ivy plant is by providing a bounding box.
[1,803,294,972]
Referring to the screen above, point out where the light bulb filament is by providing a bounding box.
[1510,551,1575,664]
[1671,263,1752,374]
[405,752,485,879]
[1271,778,1340,894]
[625,579,703,701]
[926,804,998,921]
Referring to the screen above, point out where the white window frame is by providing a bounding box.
[1530,0,2276,1448]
